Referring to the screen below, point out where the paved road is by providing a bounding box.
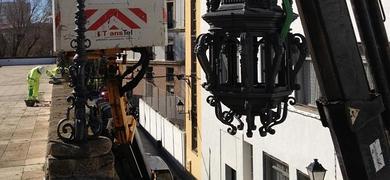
[0,65,53,180]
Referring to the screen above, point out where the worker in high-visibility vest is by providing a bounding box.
[26,66,59,103]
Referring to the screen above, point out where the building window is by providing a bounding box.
[166,44,174,60]
[225,164,237,180]
[243,141,254,180]
[263,152,289,180]
[146,66,154,80]
[295,57,374,106]
[297,170,310,180]
[294,59,321,106]
[167,1,174,29]
[166,67,174,81]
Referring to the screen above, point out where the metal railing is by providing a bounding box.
[141,80,185,130]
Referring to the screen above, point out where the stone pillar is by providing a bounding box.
[46,137,115,179]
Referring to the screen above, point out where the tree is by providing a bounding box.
[0,0,53,57]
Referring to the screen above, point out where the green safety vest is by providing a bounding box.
[27,66,42,81]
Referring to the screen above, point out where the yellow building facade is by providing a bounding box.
[184,0,202,179]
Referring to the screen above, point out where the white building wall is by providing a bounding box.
[154,46,166,60]
[201,87,343,180]
[384,2,390,37]
[139,99,186,165]
[199,0,390,180]
[126,0,185,61]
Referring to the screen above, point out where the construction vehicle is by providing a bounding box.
[53,0,172,179]
[296,0,390,179]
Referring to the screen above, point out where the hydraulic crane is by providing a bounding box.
[297,0,390,179]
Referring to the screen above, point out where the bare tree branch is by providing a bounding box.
[0,0,53,57]
[0,0,52,57]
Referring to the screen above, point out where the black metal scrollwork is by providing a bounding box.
[206,96,245,135]
[195,33,215,86]
[206,96,297,137]
[57,96,76,142]
[57,118,75,142]
[259,97,296,137]
[290,33,308,80]
[57,0,103,143]
[70,39,91,49]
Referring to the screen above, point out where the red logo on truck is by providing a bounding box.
[86,8,147,31]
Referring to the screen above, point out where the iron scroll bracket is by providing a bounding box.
[119,47,153,96]
[195,33,216,87]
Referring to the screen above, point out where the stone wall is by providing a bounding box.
[46,82,115,179]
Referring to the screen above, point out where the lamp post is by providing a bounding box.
[56,0,97,142]
[177,99,185,114]
[196,0,307,137]
[307,159,327,180]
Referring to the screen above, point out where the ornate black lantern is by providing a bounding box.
[307,159,327,180]
[177,99,185,114]
[195,0,307,137]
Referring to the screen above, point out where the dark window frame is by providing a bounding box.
[297,170,310,180]
[166,44,175,61]
[166,67,174,81]
[225,164,237,180]
[167,1,174,29]
[146,66,154,80]
[263,152,289,180]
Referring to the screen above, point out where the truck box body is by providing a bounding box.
[53,0,167,52]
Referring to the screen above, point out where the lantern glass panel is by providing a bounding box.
[219,50,229,84]
[313,171,326,180]
[307,170,313,180]
[218,36,240,85]
[256,37,265,84]
[177,100,185,113]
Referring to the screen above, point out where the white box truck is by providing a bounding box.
[53,0,167,52]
